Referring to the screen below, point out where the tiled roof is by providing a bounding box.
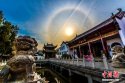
[69,9,125,43]
[44,43,57,48]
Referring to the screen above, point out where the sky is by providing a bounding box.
[0,0,125,49]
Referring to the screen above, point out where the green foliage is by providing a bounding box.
[0,11,19,56]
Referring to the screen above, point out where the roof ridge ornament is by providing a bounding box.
[116,8,124,19]
[117,8,122,12]
[111,13,114,17]
[76,34,78,37]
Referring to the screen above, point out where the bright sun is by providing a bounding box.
[65,26,74,36]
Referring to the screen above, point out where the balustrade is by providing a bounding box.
[35,56,112,70]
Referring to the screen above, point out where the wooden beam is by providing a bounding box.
[69,30,118,49]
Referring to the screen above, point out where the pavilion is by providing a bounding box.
[43,43,57,59]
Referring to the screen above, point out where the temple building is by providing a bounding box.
[68,9,125,59]
[58,41,69,56]
[43,43,57,59]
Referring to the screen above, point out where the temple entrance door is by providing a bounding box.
[80,45,89,56]
[91,41,103,58]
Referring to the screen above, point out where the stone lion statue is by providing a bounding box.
[16,36,38,55]
[112,45,125,68]
[0,36,43,82]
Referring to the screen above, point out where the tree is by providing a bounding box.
[0,11,19,56]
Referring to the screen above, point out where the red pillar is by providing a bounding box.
[101,38,106,52]
[99,32,107,55]
[88,42,93,55]
[78,45,82,58]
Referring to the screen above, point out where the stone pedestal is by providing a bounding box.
[26,64,34,82]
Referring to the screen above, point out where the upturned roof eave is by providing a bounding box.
[69,10,125,43]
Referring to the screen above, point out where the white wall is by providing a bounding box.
[116,17,125,45]
[59,43,69,55]
[34,56,44,60]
